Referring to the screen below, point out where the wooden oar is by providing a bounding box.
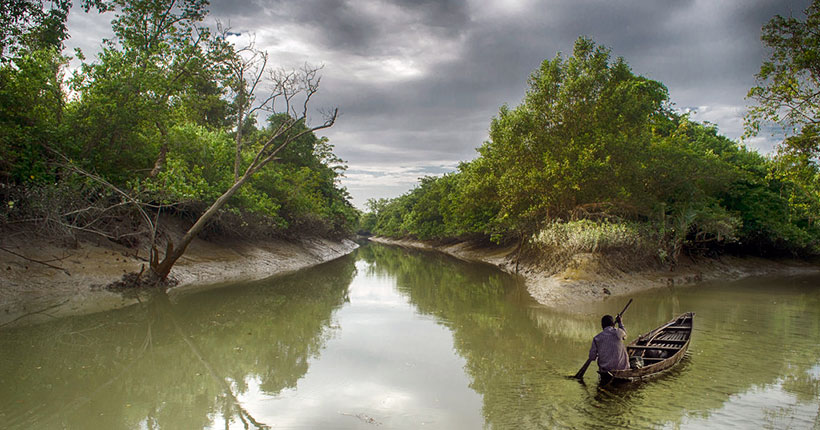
[571,298,633,380]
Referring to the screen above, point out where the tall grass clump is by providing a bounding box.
[533,220,655,253]
[530,220,665,271]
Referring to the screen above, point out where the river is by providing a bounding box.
[1,243,818,429]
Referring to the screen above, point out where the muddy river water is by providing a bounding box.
[1,243,819,429]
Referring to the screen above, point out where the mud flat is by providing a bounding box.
[369,236,820,308]
[0,234,357,328]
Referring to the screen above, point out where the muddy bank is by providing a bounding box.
[0,234,357,328]
[369,236,820,307]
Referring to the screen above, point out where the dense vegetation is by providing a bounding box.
[362,36,820,263]
[3,0,819,274]
[1,0,357,250]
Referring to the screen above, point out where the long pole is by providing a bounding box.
[572,299,633,380]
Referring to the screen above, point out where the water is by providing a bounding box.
[1,243,818,429]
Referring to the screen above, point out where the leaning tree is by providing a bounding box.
[146,64,337,283]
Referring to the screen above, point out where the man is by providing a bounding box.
[588,314,629,373]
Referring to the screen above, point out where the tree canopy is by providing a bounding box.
[745,0,820,251]
[746,0,820,152]
[364,37,820,260]
[1,0,358,259]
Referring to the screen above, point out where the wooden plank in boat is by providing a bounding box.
[627,345,681,351]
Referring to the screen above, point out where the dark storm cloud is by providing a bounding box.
[67,0,814,207]
[312,0,468,53]
[210,0,470,54]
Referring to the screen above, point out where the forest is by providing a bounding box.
[1,0,359,274]
[361,33,820,265]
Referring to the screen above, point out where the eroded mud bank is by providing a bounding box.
[0,235,358,328]
[369,237,820,308]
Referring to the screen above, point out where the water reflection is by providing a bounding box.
[0,244,818,429]
[0,254,356,429]
[363,244,820,429]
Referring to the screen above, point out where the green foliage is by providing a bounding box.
[133,121,357,237]
[745,1,820,244]
[746,0,820,157]
[141,124,232,202]
[462,37,670,236]
[65,0,232,182]
[0,0,70,60]
[367,37,820,259]
[0,47,65,183]
[1,0,357,241]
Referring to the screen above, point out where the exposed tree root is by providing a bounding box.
[105,265,178,291]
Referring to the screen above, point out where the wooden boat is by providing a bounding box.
[602,312,694,383]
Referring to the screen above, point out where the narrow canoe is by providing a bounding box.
[604,312,694,382]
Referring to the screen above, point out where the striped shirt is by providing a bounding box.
[588,322,629,372]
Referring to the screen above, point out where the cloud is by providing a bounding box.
[344,163,459,187]
[341,161,460,208]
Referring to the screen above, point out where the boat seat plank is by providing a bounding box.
[627,345,681,351]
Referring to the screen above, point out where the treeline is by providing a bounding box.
[361,38,820,262]
[1,0,357,245]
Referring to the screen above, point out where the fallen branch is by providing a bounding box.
[0,246,71,276]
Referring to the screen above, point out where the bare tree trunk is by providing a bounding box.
[150,121,169,177]
[514,231,525,273]
[149,173,253,280]
[233,109,244,182]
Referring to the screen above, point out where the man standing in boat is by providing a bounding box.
[588,314,630,373]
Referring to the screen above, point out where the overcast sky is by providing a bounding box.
[66,0,810,209]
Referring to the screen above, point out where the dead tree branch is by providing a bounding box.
[0,246,71,275]
[147,64,337,283]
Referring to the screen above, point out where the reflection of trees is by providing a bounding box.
[363,244,580,427]
[365,244,820,429]
[0,254,355,429]
[2,245,818,429]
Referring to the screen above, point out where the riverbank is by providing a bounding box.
[369,236,820,307]
[0,232,358,328]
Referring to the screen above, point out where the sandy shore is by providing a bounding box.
[369,236,820,307]
[0,235,358,328]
